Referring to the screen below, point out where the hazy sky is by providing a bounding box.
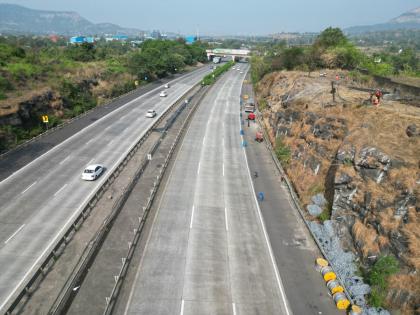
[2,0,420,35]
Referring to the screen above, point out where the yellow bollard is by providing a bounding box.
[333,292,350,310]
[321,266,337,282]
[327,280,344,294]
[348,305,363,315]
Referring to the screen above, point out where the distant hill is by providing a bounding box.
[345,7,420,34]
[0,3,143,36]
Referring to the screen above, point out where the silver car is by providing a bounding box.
[82,164,104,181]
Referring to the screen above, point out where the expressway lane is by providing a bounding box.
[0,66,210,312]
[120,64,291,315]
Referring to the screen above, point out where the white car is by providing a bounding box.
[82,164,104,181]
[160,91,167,97]
[240,71,243,74]
[164,83,170,88]
[145,109,157,118]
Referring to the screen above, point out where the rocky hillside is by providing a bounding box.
[256,70,419,314]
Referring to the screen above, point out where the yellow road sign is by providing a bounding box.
[42,115,49,123]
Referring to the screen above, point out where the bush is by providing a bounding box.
[202,61,234,85]
[367,255,399,307]
[275,136,291,164]
[6,62,41,80]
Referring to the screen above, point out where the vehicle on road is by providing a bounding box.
[164,83,170,88]
[244,102,255,113]
[213,56,221,64]
[82,164,104,181]
[145,109,157,118]
[240,71,243,74]
[248,112,256,120]
[159,91,167,97]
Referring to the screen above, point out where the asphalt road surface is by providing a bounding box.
[0,66,210,313]
[120,64,292,315]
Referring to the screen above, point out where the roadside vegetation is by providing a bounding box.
[0,36,208,152]
[202,61,234,85]
[250,27,420,85]
[366,255,399,307]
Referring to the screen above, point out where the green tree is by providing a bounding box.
[315,27,348,48]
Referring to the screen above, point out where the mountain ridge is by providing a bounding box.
[345,6,420,34]
[0,3,143,36]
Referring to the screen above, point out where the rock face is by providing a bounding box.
[406,124,419,137]
[257,70,420,314]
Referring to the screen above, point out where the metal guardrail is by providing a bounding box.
[4,80,204,315]
[254,113,355,306]
[102,86,211,315]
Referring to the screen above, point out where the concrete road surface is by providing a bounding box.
[0,66,210,313]
[121,64,292,315]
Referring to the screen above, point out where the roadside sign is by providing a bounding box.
[147,154,152,160]
[135,80,139,86]
[42,115,49,123]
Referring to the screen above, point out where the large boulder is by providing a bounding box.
[356,147,392,183]
[406,124,418,137]
[307,204,323,217]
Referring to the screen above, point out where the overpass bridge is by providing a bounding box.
[206,48,251,61]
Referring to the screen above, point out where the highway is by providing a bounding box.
[0,66,210,313]
[120,64,292,315]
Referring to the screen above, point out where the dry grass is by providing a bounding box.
[352,219,380,257]
[257,70,420,311]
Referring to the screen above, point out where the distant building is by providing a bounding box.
[105,35,129,42]
[69,36,96,44]
[49,34,59,43]
[150,30,161,39]
[185,35,197,44]
[70,36,86,44]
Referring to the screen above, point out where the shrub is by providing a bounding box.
[367,255,399,307]
[6,62,41,80]
[275,136,291,164]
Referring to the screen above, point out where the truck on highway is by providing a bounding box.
[213,57,221,64]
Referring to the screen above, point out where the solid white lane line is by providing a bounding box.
[54,184,67,197]
[59,156,70,165]
[197,162,201,175]
[85,138,94,145]
[4,224,25,244]
[21,181,37,195]
[222,163,225,177]
[202,136,205,145]
[107,139,114,146]
[190,205,195,229]
[180,299,185,315]
[232,303,237,315]
[241,133,292,315]
[224,207,229,231]
[87,158,94,165]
